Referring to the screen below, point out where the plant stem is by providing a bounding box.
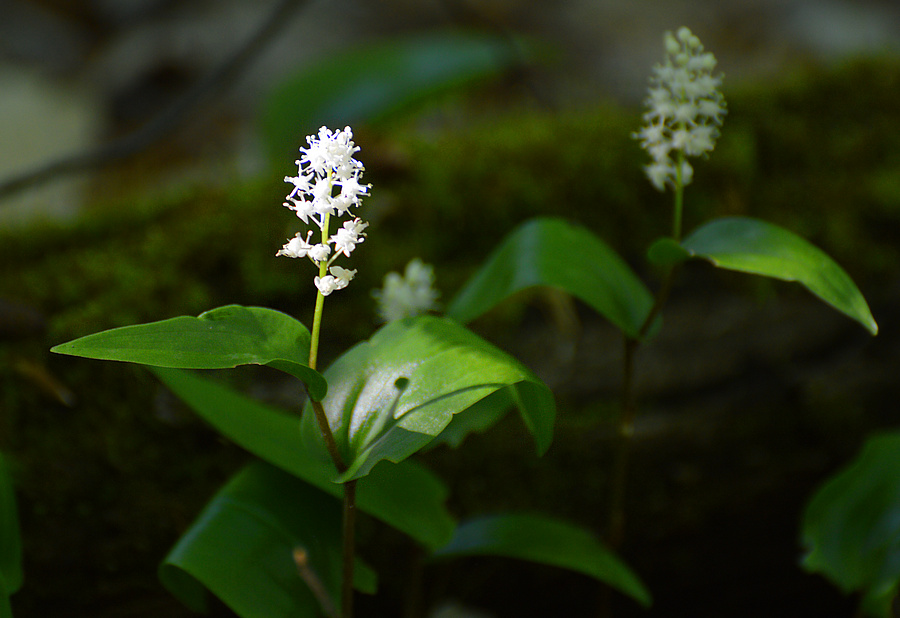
[309,288,326,371]
[303,211,356,618]
[672,152,685,241]
[308,212,331,372]
[341,479,358,618]
[607,265,678,548]
[607,215,681,548]
[606,333,638,549]
[305,215,347,475]
[308,399,345,473]
[306,410,356,618]
[305,376,357,618]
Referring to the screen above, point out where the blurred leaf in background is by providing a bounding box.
[802,432,900,616]
[261,31,536,163]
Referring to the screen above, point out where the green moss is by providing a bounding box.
[386,104,653,259]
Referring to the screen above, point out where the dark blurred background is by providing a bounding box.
[2,0,899,225]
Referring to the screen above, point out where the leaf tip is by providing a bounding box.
[866,318,879,336]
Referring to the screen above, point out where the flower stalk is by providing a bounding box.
[609,27,726,550]
[672,153,686,241]
[278,126,371,618]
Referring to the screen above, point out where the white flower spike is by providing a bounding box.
[373,259,441,323]
[635,27,726,191]
[277,126,370,295]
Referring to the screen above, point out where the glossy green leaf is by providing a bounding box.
[300,316,555,481]
[262,31,526,161]
[431,513,651,607]
[160,460,375,618]
[0,452,22,614]
[52,305,327,400]
[682,217,878,335]
[802,432,900,616]
[446,218,655,339]
[150,367,454,550]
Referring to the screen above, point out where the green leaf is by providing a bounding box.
[301,316,555,481]
[262,31,529,162]
[51,305,327,400]
[427,388,513,450]
[160,460,376,618]
[647,237,690,267]
[0,452,22,608]
[801,432,900,616]
[682,217,878,335]
[150,367,454,550]
[431,513,651,607]
[446,217,655,339]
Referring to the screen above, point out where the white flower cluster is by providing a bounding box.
[372,259,440,323]
[277,126,370,296]
[634,27,726,191]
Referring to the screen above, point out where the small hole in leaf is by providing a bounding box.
[394,377,409,391]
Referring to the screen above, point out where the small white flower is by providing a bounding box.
[330,229,358,257]
[308,243,331,263]
[670,128,691,151]
[298,128,334,176]
[679,159,694,185]
[276,231,313,258]
[673,102,698,124]
[330,266,357,289]
[634,27,726,191]
[373,258,441,323]
[697,97,726,122]
[284,170,311,199]
[337,176,369,204]
[685,125,716,155]
[285,198,316,225]
[329,218,368,257]
[314,275,338,296]
[344,218,368,236]
[645,161,673,192]
[331,194,354,216]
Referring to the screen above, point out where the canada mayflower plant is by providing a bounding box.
[278,126,370,296]
[634,26,726,192]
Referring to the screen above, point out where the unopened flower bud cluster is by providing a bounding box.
[277,126,370,296]
[634,27,726,191]
[373,259,440,323]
